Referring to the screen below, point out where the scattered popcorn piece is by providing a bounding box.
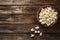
[34,30,38,33]
[31,28,34,31]
[35,26,39,30]
[31,34,35,37]
[40,32,42,36]
[37,30,40,33]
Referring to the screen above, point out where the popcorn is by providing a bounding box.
[41,22,45,24]
[35,26,39,30]
[31,34,35,37]
[34,30,38,33]
[39,7,57,26]
[31,28,34,31]
[40,32,42,36]
[47,7,52,10]
[37,30,40,33]
[39,20,43,22]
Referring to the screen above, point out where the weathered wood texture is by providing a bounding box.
[0,0,57,4]
[0,0,60,40]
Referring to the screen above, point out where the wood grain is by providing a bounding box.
[0,0,59,4]
[0,0,60,40]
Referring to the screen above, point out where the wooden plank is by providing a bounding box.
[0,14,36,24]
[0,33,60,40]
[0,13,60,25]
[0,0,13,4]
[0,34,17,40]
[0,6,60,14]
[0,13,59,25]
[0,6,38,14]
[0,23,60,33]
[0,34,31,40]
[0,0,59,6]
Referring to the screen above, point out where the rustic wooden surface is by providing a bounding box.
[0,0,60,40]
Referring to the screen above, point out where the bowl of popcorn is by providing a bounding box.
[37,6,58,27]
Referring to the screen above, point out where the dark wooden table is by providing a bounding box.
[0,0,60,40]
